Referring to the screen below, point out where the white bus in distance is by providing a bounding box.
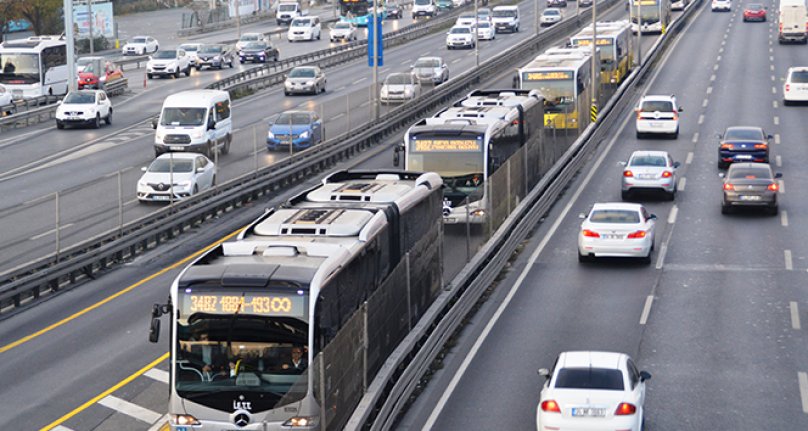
[0,36,68,99]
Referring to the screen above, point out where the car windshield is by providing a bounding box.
[729,166,771,180]
[153,50,177,59]
[790,70,808,83]
[244,42,267,50]
[132,37,148,44]
[0,53,40,84]
[335,22,352,29]
[630,155,667,167]
[180,44,199,52]
[640,100,673,112]
[725,128,764,140]
[415,58,441,68]
[161,107,207,126]
[63,92,95,104]
[289,68,316,78]
[385,74,412,85]
[451,27,471,34]
[415,0,431,5]
[276,112,312,125]
[76,58,94,68]
[291,19,311,27]
[240,34,260,41]
[493,9,517,17]
[589,210,641,224]
[148,158,194,173]
[544,9,560,15]
[478,21,491,28]
[747,3,763,10]
[200,45,223,54]
[554,368,625,390]
[279,4,297,11]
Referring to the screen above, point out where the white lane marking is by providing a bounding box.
[771,74,776,81]
[710,74,716,81]
[717,55,722,61]
[30,224,74,241]
[779,179,785,194]
[771,64,775,71]
[785,250,793,271]
[98,395,162,424]
[639,295,655,325]
[401,59,411,65]
[722,40,726,45]
[335,85,347,92]
[713,64,719,71]
[53,427,75,431]
[655,243,668,269]
[668,205,679,224]
[686,151,694,164]
[144,368,170,384]
[799,372,808,413]
[359,100,370,107]
[770,55,774,61]
[772,86,777,94]
[776,155,782,167]
[781,210,789,227]
[706,87,713,94]
[451,58,462,64]
[702,98,709,107]
[420,101,637,431]
[719,47,724,53]
[691,133,699,143]
[791,302,801,330]
[421,51,431,56]
[330,113,345,120]
[352,77,367,84]
[774,116,780,125]
[698,114,705,124]
[678,177,686,191]
[773,100,779,108]
[775,134,781,145]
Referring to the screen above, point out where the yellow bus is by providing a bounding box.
[570,20,633,85]
[517,51,593,130]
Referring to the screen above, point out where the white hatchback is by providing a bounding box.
[577,202,656,263]
[712,0,731,11]
[635,95,682,139]
[137,153,216,202]
[288,17,321,42]
[784,67,808,105]
[476,20,496,40]
[55,90,113,129]
[537,351,651,431]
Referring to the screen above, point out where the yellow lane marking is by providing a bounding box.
[39,352,169,431]
[1,228,243,354]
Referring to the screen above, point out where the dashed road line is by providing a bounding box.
[710,74,716,81]
[799,372,808,413]
[791,302,801,330]
[773,100,778,108]
[451,58,462,64]
[639,295,654,325]
[785,250,793,271]
[668,205,679,224]
[702,98,709,107]
[770,55,774,61]
[774,116,780,125]
[698,114,705,124]
[678,177,687,191]
[706,87,713,94]
[686,151,694,163]
[782,210,789,227]
[779,179,785,194]
[98,395,162,424]
[352,77,367,84]
[717,55,722,61]
[772,86,777,94]
[31,224,74,241]
[331,113,345,120]
[655,243,668,270]
[691,133,699,144]
[771,75,776,81]
[776,155,782,167]
[775,134,781,145]
[144,368,169,384]
[771,64,775,71]
[713,64,719,71]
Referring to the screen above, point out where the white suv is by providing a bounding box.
[412,0,437,18]
[784,67,808,105]
[635,95,682,139]
[711,0,731,11]
[287,17,321,42]
[147,49,192,79]
[446,25,475,49]
[55,90,113,129]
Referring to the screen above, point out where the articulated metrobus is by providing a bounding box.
[570,20,633,85]
[339,0,386,25]
[0,35,68,99]
[630,0,671,34]
[398,89,543,225]
[151,170,442,430]
[517,51,593,129]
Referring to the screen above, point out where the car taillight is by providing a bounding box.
[754,143,768,149]
[635,110,642,120]
[661,171,672,178]
[623,170,634,177]
[786,84,790,92]
[723,183,734,191]
[768,183,779,191]
[780,22,783,32]
[672,112,679,121]
[615,402,637,415]
[627,230,647,239]
[541,400,561,413]
[720,143,734,150]
[582,229,600,238]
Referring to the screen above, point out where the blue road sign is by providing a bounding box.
[367,17,383,67]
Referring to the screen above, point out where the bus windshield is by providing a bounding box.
[521,76,575,113]
[341,0,370,15]
[175,288,310,410]
[631,5,661,23]
[0,53,40,84]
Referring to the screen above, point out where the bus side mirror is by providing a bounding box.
[149,317,161,343]
[151,117,158,129]
[393,145,402,167]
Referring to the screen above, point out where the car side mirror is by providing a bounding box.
[673,161,681,168]
[151,117,158,129]
[196,167,205,173]
[578,212,587,219]
[678,107,683,112]
[208,120,216,130]
[775,172,783,179]
[648,214,657,220]
[618,161,627,166]
[718,172,726,178]
[141,166,148,172]
[538,368,550,378]
[639,371,652,382]
[767,134,773,139]
[148,317,161,343]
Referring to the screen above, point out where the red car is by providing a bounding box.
[743,3,767,21]
[77,57,124,90]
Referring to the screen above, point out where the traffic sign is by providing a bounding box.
[367,17,383,67]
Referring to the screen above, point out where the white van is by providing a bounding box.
[492,5,520,33]
[779,4,808,43]
[153,90,232,158]
[412,0,437,18]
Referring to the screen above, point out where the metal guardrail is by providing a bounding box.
[0,0,570,318]
[344,0,704,429]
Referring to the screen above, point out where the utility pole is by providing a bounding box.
[372,0,378,119]
[474,0,479,67]
[64,0,77,92]
[591,0,597,124]
[235,0,242,37]
[636,1,643,66]
[535,0,540,35]
[86,0,94,54]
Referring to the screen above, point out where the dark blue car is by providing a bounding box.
[267,111,324,151]
[717,126,772,169]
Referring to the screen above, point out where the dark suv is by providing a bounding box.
[717,126,772,169]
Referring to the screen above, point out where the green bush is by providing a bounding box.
[76,36,110,53]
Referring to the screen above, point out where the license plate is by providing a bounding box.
[170,146,184,151]
[650,122,663,127]
[601,234,623,239]
[152,195,170,201]
[740,195,761,201]
[735,154,752,160]
[572,407,606,417]
[444,217,456,223]
[638,174,656,179]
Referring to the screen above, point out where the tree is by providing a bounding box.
[7,0,64,36]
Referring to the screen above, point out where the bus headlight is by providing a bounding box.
[471,209,486,217]
[171,414,200,425]
[283,416,319,427]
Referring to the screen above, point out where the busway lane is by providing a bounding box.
[0,3,640,429]
[395,1,808,429]
[0,0,554,274]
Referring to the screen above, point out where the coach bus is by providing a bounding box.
[570,20,633,85]
[0,35,68,99]
[517,50,593,130]
[397,89,543,225]
[630,0,671,34]
[149,170,442,431]
[339,0,386,26]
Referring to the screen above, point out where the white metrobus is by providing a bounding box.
[0,36,68,99]
[630,0,672,34]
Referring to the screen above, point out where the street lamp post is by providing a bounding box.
[635,1,643,66]
[372,0,379,119]
[64,0,77,92]
[591,0,597,124]
[535,0,540,36]
[86,0,94,54]
[474,0,479,67]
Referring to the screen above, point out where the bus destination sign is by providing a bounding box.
[182,292,306,317]
[523,71,574,81]
[574,38,613,46]
[412,138,482,152]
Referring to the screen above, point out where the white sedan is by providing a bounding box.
[0,84,14,115]
[476,20,496,40]
[55,90,112,129]
[330,22,358,42]
[137,153,216,202]
[577,202,656,263]
[121,35,159,55]
[537,351,651,431]
[540,8,563,26]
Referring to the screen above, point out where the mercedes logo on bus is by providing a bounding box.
[233,412,250,427]
[442,199,452,217]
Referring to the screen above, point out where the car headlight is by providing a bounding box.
[137,180,147,188]
[404,88,413,95]
[381,87,388,95]
[171,414,200,426]
[282,416,319,427]
[190,131,204,139]
[213,55,221,61]
[175,181,192,189]
[156,131,165,141]
[267,131,275,139]
[299,131,310,139]
[306,80,314,86]
[471,209,485,217]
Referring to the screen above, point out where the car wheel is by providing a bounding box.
[672,130,679,139]
[211,175,216,186]
[185,66,192,77]
[578,252,591,263]
[196,65,202,71]
[784,99,792,106]
[229,60,234,68]
[721,202,732,214]
[93,114,101,129]
[222,134,231,155]
[641,249,652,264]
[666,189,676,201]
[147,73,153,79]
[56,120,64,129]
[636,131,644,139]
[206,141,215,159]
[192,184,198,196]
[284,90,290,96]
[621,190,630,201]
[105,108,112,125]
[321,84,326,93]
[174,69,181,79]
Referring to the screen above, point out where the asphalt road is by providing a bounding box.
[398,1,808,430]
[0,1,642,429]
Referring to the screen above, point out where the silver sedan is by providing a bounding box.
[283,66,327,96]
[621,150,679,200]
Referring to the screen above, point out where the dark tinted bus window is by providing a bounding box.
[554,368,625,390]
